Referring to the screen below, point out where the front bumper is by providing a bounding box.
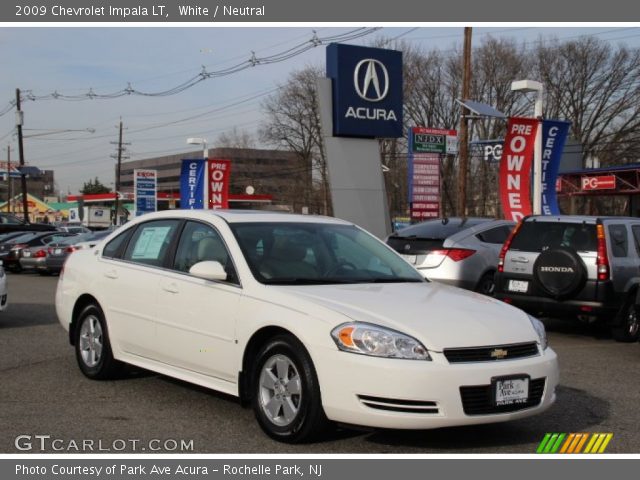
[313,346,558,429]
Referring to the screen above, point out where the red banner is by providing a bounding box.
[499,117,539,221]
[207,159,231,209]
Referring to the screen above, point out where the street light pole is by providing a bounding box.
[511,80,544,215]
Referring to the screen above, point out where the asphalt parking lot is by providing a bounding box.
[1,272,639,454]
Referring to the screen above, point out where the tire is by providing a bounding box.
[533,248,587,299]
[74,304,122,379]
[475,271,496,296]
[612,296,640,343]
[251,335,330,443]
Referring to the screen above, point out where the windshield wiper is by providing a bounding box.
[366,277,425,283]
[263,278,357,285]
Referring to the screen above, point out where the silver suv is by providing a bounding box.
[495,215,640,342]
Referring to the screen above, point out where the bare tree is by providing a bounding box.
[259,66,330,214]
[535,36,640,166]
[215,127,255,149]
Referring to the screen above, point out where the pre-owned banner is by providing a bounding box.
[208,159,231,209]
[499,117,539,222]
[541,119,571,215]
[180,159,206,209]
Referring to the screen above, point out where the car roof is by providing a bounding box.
[131,209,352,225]
[525,215,640,223]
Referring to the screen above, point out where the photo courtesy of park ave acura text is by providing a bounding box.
[1,24,640,455]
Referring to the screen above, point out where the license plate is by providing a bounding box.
[54,249,62,255]
[508,279,528,293]
[23,251,30,257]
[401,254,417,264]
[493,376,529,406]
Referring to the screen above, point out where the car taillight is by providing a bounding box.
[596,223,610,281]
[429,248,476,262]
[65,246,78,253]
[498,221,523,273]
[34,249,47,258]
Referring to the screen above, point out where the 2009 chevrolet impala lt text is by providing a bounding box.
[55,210,559,443]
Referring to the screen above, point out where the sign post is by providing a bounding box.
[134,169,158,218]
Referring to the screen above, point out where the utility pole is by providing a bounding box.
[6,145,12,213]
[16,89,29,222]
[110,119,129,226]
[457,27,472,217]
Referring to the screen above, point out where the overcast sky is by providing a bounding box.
[1,26,639,195]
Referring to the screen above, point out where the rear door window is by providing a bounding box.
[608,224,628,258]
[476,225,513,244]
[123,220,180,268]
[509,222,597,252]
[631,225,640,256]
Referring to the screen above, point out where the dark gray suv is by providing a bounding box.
[495,215,640,342]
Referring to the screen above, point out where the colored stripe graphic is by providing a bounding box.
[537,433,613,453]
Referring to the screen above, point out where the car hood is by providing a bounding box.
[276,282,537,350]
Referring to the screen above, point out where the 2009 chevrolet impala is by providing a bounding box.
[56,210,558,442]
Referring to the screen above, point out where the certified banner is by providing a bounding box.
[208,159,231,209]
[134,169,157,217]
[499,117,539,222]
[540,119,571,215]
[180,159,206,209]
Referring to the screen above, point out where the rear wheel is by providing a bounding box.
[612,296,640,343]
[475,271,496,296]
[74,304,122,379]
[252,335,330,443]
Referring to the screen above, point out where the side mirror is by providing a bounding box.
[189,261,227,282]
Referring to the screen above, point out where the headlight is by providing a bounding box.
[528,315,548,350]
[331,322,431,360]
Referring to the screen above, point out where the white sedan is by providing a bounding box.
[56,210,558,443]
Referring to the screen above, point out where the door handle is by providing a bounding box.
[511,257,529,263]
[162,283,179,294]
[104,269,118,279]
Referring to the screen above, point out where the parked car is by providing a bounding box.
[43,231,113,275]
[386,218,515,295]
[57,225,92,234]
[0,212,57,235]
[494,215,640,342]
[0,232,43,269]
[0,261,7,311]
[7,232,76,272]
[57,210,557,443]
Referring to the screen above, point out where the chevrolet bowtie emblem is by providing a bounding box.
[490,348,508,359]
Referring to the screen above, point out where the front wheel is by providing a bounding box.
[74,304,122,379]
[252,335,330,443]
[612,296,640,342]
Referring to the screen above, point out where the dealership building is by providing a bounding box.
[118,147,306,210]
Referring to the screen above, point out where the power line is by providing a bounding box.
[0,28,380,118]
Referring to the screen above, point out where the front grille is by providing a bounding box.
[444,342,539,363]
[460,377,546,415]
[358,395,439,414]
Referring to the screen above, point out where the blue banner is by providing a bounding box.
[180,159,205,209]
[540,120,571,215]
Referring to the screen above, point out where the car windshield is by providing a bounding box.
[5,232,40,244]
[390,217,490,239]
[231,222,425,285]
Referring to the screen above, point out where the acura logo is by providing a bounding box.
[353,59,389,102]
[403,244,411,252]
[540,266,575,273]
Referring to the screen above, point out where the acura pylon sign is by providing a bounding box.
[326,43,403,138]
